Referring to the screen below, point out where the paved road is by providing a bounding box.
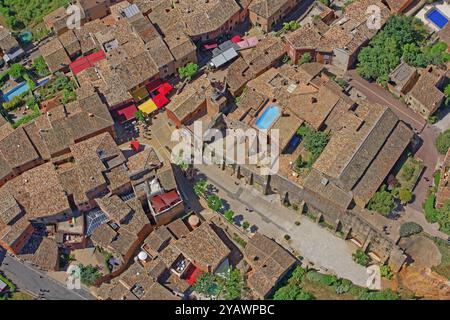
[0,255,93,300]
[346,69,426,132]
[195,164,369,287]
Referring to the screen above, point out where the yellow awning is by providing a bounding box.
[131,86,149,101]
[138,99,157,115]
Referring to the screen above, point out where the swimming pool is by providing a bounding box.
[2,82,30,102]
[427,8,449,29]
[255,105,280,130]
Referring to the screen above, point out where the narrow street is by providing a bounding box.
[0,255,93,300]
[346,69,426,132]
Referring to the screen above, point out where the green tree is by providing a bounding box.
[352,250,370,267]
[242,221,250,230]
[79,264,101,286]
[436,129,450,155]
[194,179,207,198]
[299,52,312,65]
[399,222,423,237]
[135,110,145,122]
[9,63,26,79]
[380,265,394,280]
[179,63,199,80]
[273,284,302,300]
[207,194,222,212]
[32,56,49,76]
[223,268,243,300]
[60,88,76,104]
[224,209,235,222]
[398,187,413,204]
[357,15,428,81]
[296,125,329,167]
[194,273,220,297]
[367,185,396,216]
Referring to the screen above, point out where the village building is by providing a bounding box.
[388,61,420,97]
[43,7,70,35]
[243,232,296,299]
[248,0,301,32]
[405,65,446,118]
[285,0,391,70]
[137,0,244,42]
[39,38,71,73]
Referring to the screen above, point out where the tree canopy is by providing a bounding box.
[0,0,69,30]
[367,185,396,215]
[179,63,199,81]
[435,129,450,155]
[356,15,448,83]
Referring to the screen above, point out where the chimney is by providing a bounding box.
[311,97,318,103]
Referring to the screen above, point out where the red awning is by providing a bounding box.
[130,140,140,152]
[146,78,163,93]
[116,104,137,124]
[160,190,181,206]
[203,43,218,50]
[70,50,106,75]
[151,195,169,213]
[157,82,173,95]
[153,93,169,108]
[231,35,242,43]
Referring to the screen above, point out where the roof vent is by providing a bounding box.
[311,97,318,104]
[321,177,329,186]
[88,113,94,117]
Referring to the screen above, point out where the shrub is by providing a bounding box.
[179,63,198,80]
[399,222,423,238]
[306,271,324,282]
[294,221,301,226]
[284,234,291,241]
[299,53,312,65]
[380,265,394,280]
[423,193,439,223]
[352,250,370,267]
[289,266,307,284]
[79,264,101,286]
[335,283,351,294]
[359,289,399,300]
[242,221,250,230]
[399,187,413,204]
[224,209,235,223]
[436,129,450,155]
[320,274,338,286]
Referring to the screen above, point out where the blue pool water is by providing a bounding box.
[427,8,449,29]
[255,105,280,129]
[2,82,30,102]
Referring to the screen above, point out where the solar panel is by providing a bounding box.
[85,209,109,236]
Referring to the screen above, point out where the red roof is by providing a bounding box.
[231,35,242,43]
[116,104,137,124]
[186,266,203,285]
[130,140,140,152]
[157,82,173,95]
[160,190,181,206]
[153,93,169,108]
[70,50,106,75]
[151,195,169,213]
